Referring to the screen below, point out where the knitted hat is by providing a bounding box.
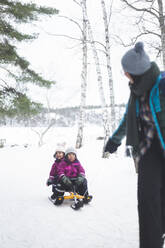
[53,145,65,158]
[121,42,151,75]
[65,147,77,156]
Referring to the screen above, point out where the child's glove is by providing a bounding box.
[46,178,53,186]
[104,138,121,153]
[76,175,85,186]
[61,176,72,187]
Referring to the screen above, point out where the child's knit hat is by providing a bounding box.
[53,143,66,158]
[65,147,77,156]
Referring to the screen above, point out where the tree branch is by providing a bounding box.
[0,78,9,88]
[114,28,161,48]
[43,29,106,50]
[108,0,114,26]
[58,15,83,34]
[47,32,82,42]
[121,0,159,19]
[73,0,81,7]
[0,65,18,79]
[141,28,161,38]
[112,34,134,47]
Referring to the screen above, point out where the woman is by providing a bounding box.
[105,42,165,248]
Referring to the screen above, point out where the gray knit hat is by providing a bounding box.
[65,147,77,156]
[121,42,151,75]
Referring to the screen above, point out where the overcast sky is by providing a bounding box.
[19,0,162,108]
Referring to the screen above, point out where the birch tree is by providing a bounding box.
[100,0,116,134]
[76,0,88,149]
[81,0,110,158]
[42,0,88,149]
[158,0,165,69]
[121,0,165,69]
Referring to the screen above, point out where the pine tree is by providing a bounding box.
[0,0,58,118]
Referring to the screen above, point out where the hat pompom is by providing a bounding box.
[135,42,144,53]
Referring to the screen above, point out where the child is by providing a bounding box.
[46,145,65,200]
[58,147,91,202]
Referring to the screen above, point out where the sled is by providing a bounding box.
[49,183,92,210]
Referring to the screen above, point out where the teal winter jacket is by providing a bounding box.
[111,72,165,150]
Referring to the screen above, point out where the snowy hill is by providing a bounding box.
[0,126,138,248]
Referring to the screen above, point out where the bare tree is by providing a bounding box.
[76,0,88,149]
[81,0,110,158]
[39,0,117,154]
[120,0,165,69]
[31,118,56,147]
[100,0,116,134]
[38,0,88,149]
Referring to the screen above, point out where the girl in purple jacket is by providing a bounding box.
[46,145,65,200]
[58,147,90,199]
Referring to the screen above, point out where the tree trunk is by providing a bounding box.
[100,0,116,134]
[76,0,88,149]
[157,0,165,70]
[31,119,56,147]
[81,0,110,158]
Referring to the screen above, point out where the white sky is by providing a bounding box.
[18,0,162,108]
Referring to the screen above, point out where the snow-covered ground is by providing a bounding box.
[0,126,138,248]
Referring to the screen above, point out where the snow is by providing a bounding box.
[0,126,139,248]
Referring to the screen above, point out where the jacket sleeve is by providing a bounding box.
[49,163,56,179]
[78,162,85,177]
[57,161,65,179]
[110,109,127,144]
